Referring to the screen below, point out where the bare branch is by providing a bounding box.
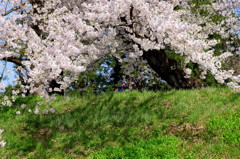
[0,58,7,82]
[2,57,23,67]
[1,1,27,16]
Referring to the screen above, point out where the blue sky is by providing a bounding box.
[0,62,15,87]
[0,2,16,89]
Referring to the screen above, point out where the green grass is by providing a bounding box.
[0,87,239,158]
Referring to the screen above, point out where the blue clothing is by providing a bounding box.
[118,85,124,91]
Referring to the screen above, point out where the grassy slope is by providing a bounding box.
[0,88,239,158]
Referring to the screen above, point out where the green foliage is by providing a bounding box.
[165,49,185,68]
[188,0,227,23]
[0,88,239,158]
[71,55,117,94]
[165,49,221,87]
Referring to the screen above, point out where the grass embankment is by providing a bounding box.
[0,88,239,158]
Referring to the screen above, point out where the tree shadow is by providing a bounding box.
[21,92,175,156]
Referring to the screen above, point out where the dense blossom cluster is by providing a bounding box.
[0,0,240,100]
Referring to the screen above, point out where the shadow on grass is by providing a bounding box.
[2,89,240,158]
[18,92,172,157]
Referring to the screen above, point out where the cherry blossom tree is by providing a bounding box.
[0,0,240,99]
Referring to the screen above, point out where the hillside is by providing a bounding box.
[0,88,239,158]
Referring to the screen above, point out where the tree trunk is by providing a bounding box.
[111,57,122,88]
[49,72,64,95]
[142,49,202,89]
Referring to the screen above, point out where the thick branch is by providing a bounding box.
[143,49,203,89]
[1,1,27,16]
[2,57,25,67]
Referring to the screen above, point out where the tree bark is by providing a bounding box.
[49,71,65,95]
[142,49,203,89]
[111,57,122,88]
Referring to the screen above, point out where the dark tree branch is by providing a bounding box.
[143,49,203,89]
[0,59,7,82]
[1,1,27,16]
[2,57,26,67]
